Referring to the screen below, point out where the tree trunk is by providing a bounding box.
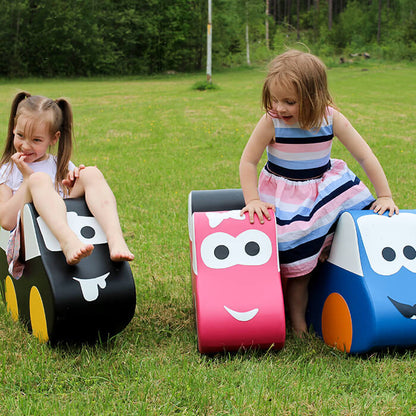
[246,23,251,65]
[328,0,333,30]
[297,0,300,40]
[377,0,382,43]
[314,0,320,39]
[287,0,292,25]
[266,0,270,49]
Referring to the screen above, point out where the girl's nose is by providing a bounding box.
[20,141,30,151]
[276,102,286,113]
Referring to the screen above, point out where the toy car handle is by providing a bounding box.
[189,189,245,214]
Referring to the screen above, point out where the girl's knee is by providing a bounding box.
[78,166,105,183]
[28,171,54,189]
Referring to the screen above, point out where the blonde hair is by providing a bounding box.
[1,92,73,196]
[262,50,336,130]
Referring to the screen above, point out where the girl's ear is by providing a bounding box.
[52,131,61,145]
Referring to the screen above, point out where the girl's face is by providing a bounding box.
[269,81,299,125]
[13,115,60,163]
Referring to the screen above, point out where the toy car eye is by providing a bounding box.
[200,230,272,269]
[201,232,235,269]
[80,226,96,239]
[403,245,416,260]
[358,213,416,276]
[382,247,396,262]
[37,212,107,252]
[214,245,230,260]
[237,230,272,266]
[245,241,260,256]
[66,213,106,247]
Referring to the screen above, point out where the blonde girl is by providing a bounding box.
[0,92,134,277]
[239,50,398,335]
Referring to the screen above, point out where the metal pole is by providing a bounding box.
[206,0,212,83]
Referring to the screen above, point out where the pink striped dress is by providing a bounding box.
[258,109,374,278]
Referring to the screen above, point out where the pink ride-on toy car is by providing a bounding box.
[188,189,285,353]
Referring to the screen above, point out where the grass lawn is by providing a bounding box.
[0,61,415,415]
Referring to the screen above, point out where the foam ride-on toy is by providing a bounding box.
[188,189,285,354]
[307,209,416,354]
[0,198,136,344]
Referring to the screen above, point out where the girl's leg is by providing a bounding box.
[285,273,312,336]
[69,166,134,261]
[27,172,94,265]
[319,246,330,263]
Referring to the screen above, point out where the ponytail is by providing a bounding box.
[54,98,73,195]
[0,91,31,166]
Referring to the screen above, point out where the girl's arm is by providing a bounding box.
[0,182,29,230]
[239,113,276,223]
[0,154,34,230]
[333,110,399,216]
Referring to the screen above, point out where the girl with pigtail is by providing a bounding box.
[0,92,134,278]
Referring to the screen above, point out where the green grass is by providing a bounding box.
[0,62,416,415]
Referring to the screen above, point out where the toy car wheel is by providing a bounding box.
[29,286,49,343]
[321,292,353,353]
[5,275,19,322]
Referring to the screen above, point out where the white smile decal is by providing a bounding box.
[73,272,109,302]
[224,305,259,322]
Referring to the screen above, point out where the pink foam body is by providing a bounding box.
[190,209,285,353]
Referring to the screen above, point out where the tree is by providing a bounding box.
[0,0,414,78]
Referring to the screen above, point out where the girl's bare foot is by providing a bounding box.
[291,325,307,338]
[108,237,134,262]
[290,316,308,338]
[110,249,135,262]
[62,240,94,265]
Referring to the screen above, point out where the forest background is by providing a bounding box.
[1,0,415,78]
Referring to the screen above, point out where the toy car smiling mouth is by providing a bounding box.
[223,305,259,321]
[0,198,136,344]
[388,297,416,319]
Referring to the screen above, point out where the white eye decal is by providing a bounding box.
[357,213,416,276]
[37,212,107,252]
[200,230,272,269]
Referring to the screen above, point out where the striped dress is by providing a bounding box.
[258,109,374,278]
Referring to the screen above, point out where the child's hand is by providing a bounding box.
[240,199,275,224]
[62,164,85,188]
[11,152,34,179]
[370,196,399,217]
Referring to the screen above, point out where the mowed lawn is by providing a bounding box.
[0,61,415,415]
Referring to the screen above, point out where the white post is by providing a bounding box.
[206,0,212,83]
[246,1,251,65]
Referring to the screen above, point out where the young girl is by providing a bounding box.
[0,92,134,277]
[239,50,398,336]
